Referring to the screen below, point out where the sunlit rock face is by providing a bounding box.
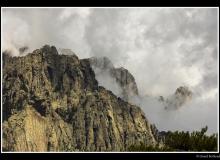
[2,45,156,152]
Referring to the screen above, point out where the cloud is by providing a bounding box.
[91,65,123,97]
[2,8,91,58]
[130,90,218,134]
[83,8,218,98]
[2,8,218,133]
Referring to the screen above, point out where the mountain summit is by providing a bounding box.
[159,86,193,110]
[88,56,139,102]
[2,45,156,152]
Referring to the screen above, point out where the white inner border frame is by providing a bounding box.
[1,7,219,154]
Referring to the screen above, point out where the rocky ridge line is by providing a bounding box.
[3,45,156,152]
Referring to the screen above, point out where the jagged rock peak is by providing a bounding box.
[89,56,114,70]
[41,45,59,55]
[160,86,193,110]
[88,56,139,101]
[175,86,192,97]
[112,67,139,96]
[3,45,156,152]
[58,48,77,56]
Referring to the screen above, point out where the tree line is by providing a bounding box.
[128,126,218,151]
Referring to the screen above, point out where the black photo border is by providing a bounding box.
[1,1,219,160]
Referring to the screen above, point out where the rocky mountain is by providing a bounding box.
[159,86,193,110]
[88,57,139,102]
[2,45,156,152]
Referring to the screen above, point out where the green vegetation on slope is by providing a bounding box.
[128,126,218,151]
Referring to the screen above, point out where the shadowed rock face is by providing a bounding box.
[88,57,139,102]
[89,57,114,70]
[2,45,156,152]
[112,67,139,101]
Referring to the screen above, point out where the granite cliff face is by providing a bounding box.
[2,45,156,152]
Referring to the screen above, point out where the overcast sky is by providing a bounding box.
[2,8,218,133]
